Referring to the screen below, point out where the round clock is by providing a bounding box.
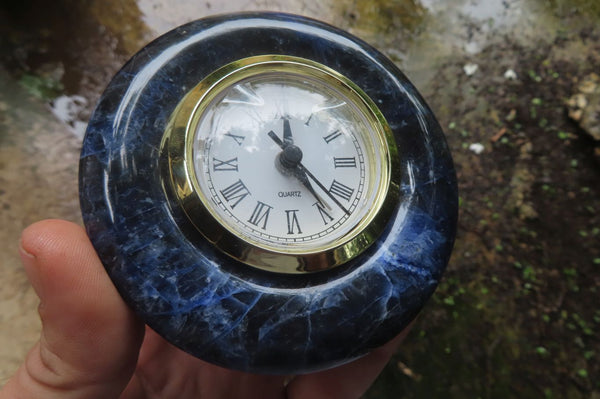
[163,55,399,273]
[80,13,457,374]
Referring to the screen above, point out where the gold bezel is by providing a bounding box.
[160,55,400,274]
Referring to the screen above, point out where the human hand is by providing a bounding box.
[0,220,409,399]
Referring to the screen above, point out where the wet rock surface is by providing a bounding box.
[568,73,600,142]
[1,0,599,397]
[0,67,81,382]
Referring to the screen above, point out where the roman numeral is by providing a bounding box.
[248,201,273,230]
[220,179,250,209]
[333,157,357,168]
[224,132,245,146]
[313,201,334,225]
[328,179,354,202]
[323,130,342,143]
[285,209,302,234]
[305,114,313,126]
[213,157,238,171]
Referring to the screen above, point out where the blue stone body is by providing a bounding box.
[79,13,458,374]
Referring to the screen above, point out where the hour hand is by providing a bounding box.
[268,130,284,149]
[267,130,331,210]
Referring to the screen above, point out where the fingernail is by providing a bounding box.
[19,238,36,261]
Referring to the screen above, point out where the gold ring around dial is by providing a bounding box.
[160,55,400,274]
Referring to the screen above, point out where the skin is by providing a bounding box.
[0,219,410,399]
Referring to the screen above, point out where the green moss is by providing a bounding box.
[18,73,63,100]
[543,0,600,19]
[344,0,426,35]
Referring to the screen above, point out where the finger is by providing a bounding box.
[0,220,144,399]
[287,325,412,399]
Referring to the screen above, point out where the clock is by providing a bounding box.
[163,55,399,273]
[80,13,457,374]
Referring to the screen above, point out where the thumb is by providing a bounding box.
[1,220,144,399]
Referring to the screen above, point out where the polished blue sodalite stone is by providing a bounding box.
[79,12,458,374]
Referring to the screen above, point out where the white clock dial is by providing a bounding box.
[162,55,397,273]
[191,74,384,254]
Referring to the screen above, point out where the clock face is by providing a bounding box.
[163,56,397,273]
[193,75,379,252]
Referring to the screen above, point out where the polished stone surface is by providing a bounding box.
[79,13,457,374]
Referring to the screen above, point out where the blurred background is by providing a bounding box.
[1,0,598,397]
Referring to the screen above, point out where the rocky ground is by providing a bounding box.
[370,27,600,399]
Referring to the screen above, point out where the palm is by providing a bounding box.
[121,327,287,399]
[119,326,407,399]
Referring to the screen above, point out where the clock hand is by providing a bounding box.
[290,165,331,211]
[296,163,350,216]
[267,130,349,215]
[268,131,330,208]
[268,130,284,147]
[283,118,293,146]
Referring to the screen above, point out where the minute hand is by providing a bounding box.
[296,163,351,216]
[268,130,327,206]
[267,130,350,215]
